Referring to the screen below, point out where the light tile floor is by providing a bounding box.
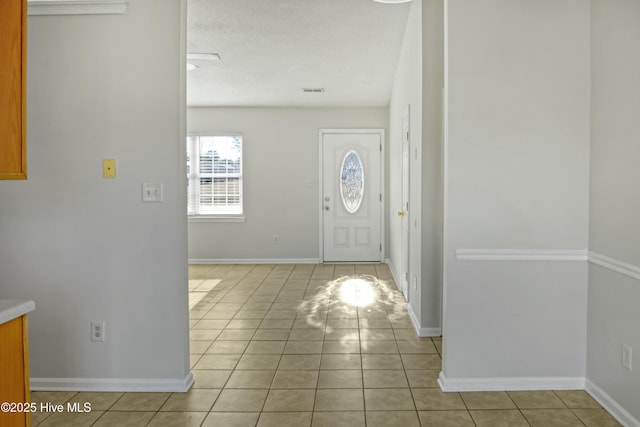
[31,264,621,426]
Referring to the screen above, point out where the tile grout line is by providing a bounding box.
[204,264,277,418]
[35,264,615,427]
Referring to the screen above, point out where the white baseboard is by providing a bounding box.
[407,303,441,337]
[438,372,585,392]
[31,372,194,392]
[189,258,321,265]
[586,379,640,427]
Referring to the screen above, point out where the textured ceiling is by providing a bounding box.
[186,0,411,107]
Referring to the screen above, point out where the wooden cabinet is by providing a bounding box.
[0,0,27,179]
[0,314,32,427]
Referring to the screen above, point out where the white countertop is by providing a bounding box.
[0,299,36,325]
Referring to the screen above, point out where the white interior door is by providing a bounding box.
[400,108,410,298]
[321,130,383,262]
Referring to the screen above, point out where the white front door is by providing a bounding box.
[321,130,383,262]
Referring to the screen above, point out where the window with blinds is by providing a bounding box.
[187,135,243,216]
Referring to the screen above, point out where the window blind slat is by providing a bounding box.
[187,135,243,216]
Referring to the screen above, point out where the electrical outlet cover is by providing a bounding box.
[91,321,106,342]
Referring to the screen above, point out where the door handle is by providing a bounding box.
[397,211,405,217]
[324,206,330,211]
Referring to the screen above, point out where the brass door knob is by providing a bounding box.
[397,211,405,217]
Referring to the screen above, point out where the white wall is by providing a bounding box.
[419,0,444,334]
[0,0,191,390]
[588,1,640,422]
[187,107,388,262]
[388,0,423,316]
[442,0,590,387]
[388,0,443,337]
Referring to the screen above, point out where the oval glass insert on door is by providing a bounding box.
[340,149,365,214]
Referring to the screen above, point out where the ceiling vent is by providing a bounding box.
[302,88,325,93]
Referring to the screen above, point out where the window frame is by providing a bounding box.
[187,133,245,222]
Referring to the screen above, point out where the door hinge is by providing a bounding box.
[380,243,382,251]
[380,193,382,202]
[379,144,382,152]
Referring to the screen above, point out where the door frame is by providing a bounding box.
[400,106,410,298]
[318,128,386,263]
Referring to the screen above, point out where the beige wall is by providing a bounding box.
[442,0,590,384]
[588,0,640,422]
[388,0,424,326]
[0,0,190,389]
[187,107,388,261]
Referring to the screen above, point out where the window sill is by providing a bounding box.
[188,215,246,223]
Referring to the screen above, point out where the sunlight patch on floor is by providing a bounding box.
[338,277,376,307]
[189,280,222,308]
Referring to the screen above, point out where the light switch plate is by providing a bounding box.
[142,182,163,202]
